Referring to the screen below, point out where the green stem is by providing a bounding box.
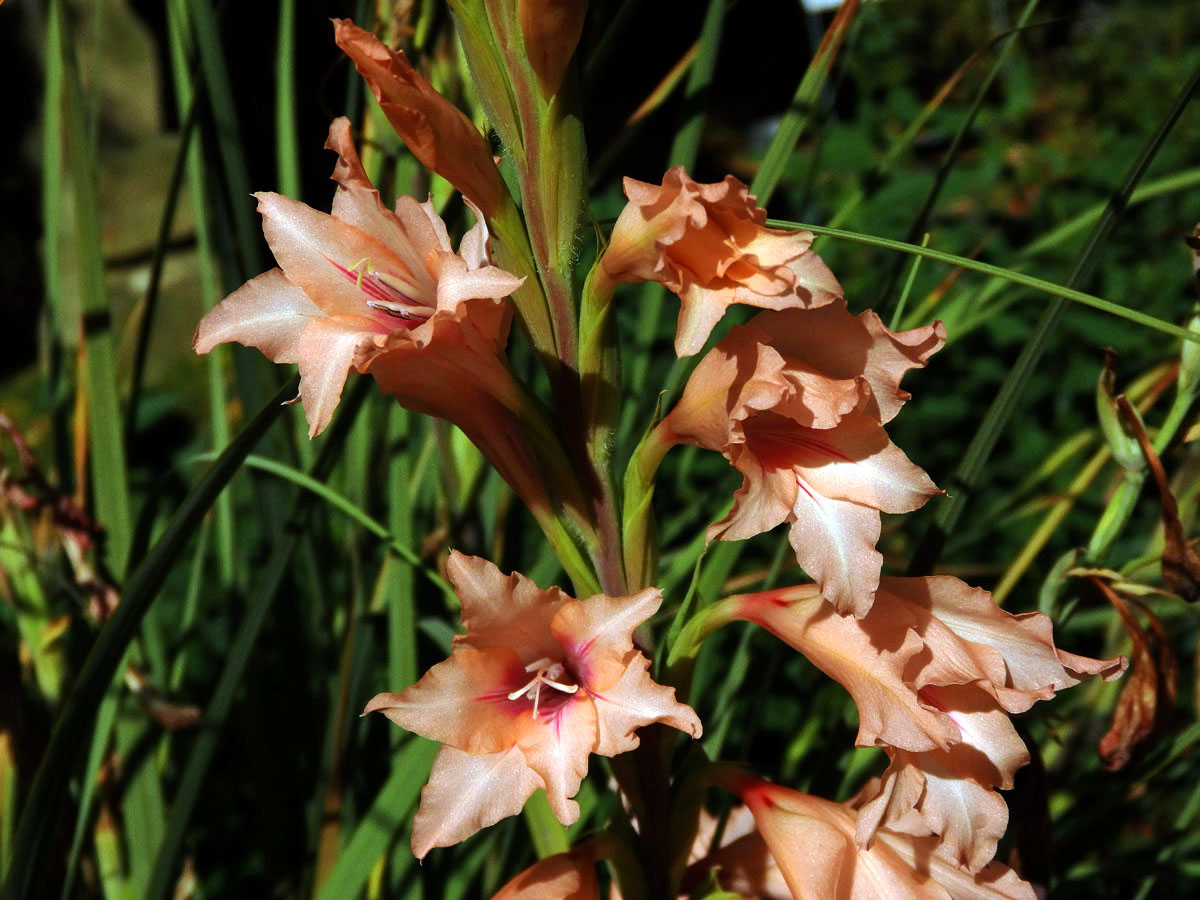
[580,264,628,594]
[622,421,677,591]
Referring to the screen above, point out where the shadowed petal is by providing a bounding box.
[787,411,940,512]
[738,780,1036,900]
[857,687,1028,874]
[412,745,543,859]
[488,844,601,900]
[739,588,959,751]
[706,443,797,543]
[294,315,387,437]
[667,329,791,450]
[754,304,945,423]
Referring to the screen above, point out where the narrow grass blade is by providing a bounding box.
[165,0,237,585]
[143,379,370,900]
[313,738,439,900]
[668,0,724,176]
[1,378,297,900]
[749,0,860,206]
[58,666,124,900]
[52,0,132,578]
[125,94,199,442]
[186,453,452,598]
[766,221,1200,345]
[387,408,418,694]
[910,56,1200,570]
[180,0,260,278]
[870,0,1041,309]
[523,791,569,859]
[275,0,301,199]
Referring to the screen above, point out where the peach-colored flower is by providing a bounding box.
[852,576,1125,872]
[333,18,507,218]
[732,577,1125,873]
[601,166,843,356]
[195,117,523,438]
[488,842,601,900]
[665,304,945,615]
[364,552,702,857]
[729,776,1039,900]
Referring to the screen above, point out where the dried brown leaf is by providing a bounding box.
[1116,396,1200,601]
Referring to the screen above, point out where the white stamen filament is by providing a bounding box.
[365,299,437,320]
[506,656,579,720]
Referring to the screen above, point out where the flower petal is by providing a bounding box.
[193,268,323,362]
[516,693,598,825]
[448,553,569,664]
[858,691,1027,874]
[294,315,387,437]
[411,745,543,859]
[551,588,662,690]
[364,646,532,755]
[488,844,601,900]
[880,576,1127,710]
[786,411,940,512]
[741,782,948,900]
[430,251,525,311]
[751,304,945,423]
[333,18,505,216]
[739,587,959,751]
[787,486,883,617]
[667,328,791,451]
[586,654,702,757]
[255,191,415,319]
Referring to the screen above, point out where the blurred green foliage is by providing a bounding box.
[2,0,1199,898]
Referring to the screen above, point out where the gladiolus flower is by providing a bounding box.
[195,117,523,438]
[601,166,843,356]
[664,303,945,615]
[364,552,702,857]
[333,18,507,218]
[729,776,1039,900]
[732,576,1124,873]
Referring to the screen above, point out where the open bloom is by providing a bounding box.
[664,303,945,615]
[732,576,1125,873]
[195,117,523,438]
[601,166,842,356]
[728,776,1039,900]
[333,19,507,217]
[364,552,701,857]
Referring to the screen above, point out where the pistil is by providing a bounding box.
[507,657,579,719]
